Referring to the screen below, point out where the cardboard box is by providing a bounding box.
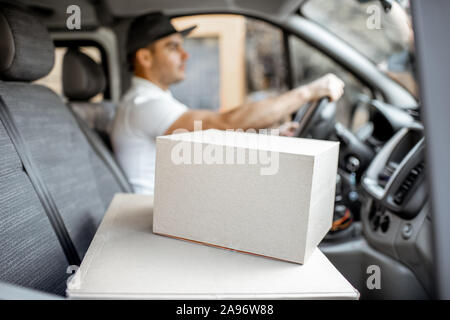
[67,194,359,299]
[153,129,339,264]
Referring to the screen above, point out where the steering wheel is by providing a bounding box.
[292,97,336,139]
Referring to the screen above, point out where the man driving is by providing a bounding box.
[111,13,345,195]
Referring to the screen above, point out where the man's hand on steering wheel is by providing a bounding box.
[277,74,344,138]
[289,73,345,138]
[304,73,345,102]
[278,121,300,137]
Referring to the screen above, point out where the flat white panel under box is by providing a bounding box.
[153,129,339,264]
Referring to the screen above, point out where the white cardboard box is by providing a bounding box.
[67,194,359,299]
[154,129,339,264]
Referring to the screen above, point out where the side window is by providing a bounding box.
[289,35,372,130]
[171,15,288,111]
[302,0,417,98]
[245,18,288,102]
[171,14,370,131]
[34,46,104,102]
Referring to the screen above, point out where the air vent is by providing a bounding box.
[394,161,425,205]
[378,161,398,187]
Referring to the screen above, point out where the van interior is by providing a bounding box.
[0,0,449,300]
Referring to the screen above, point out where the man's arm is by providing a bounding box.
[165,73,344,134]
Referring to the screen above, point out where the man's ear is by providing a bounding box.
[135,48,153,69]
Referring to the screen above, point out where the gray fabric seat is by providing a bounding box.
[61,48,132,193]
[0,124,69,296]
[63,47,116,150]
[0,3,127,295]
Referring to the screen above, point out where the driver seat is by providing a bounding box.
[62,47,116,150]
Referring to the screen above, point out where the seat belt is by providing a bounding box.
[0,96,81,266]
[67,106,133,193]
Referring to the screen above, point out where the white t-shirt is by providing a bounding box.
[111,76,188,195]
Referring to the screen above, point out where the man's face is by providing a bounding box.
[147,33,189,86]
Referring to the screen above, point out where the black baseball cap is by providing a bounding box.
[127,12,196,56]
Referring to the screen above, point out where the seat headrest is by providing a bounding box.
[0,4,55,82]
[63,48,106,101]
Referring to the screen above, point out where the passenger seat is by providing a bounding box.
[0,3,128,296]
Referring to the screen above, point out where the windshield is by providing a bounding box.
[302,0,417,98]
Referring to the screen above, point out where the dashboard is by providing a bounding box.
[360,125,433,295]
